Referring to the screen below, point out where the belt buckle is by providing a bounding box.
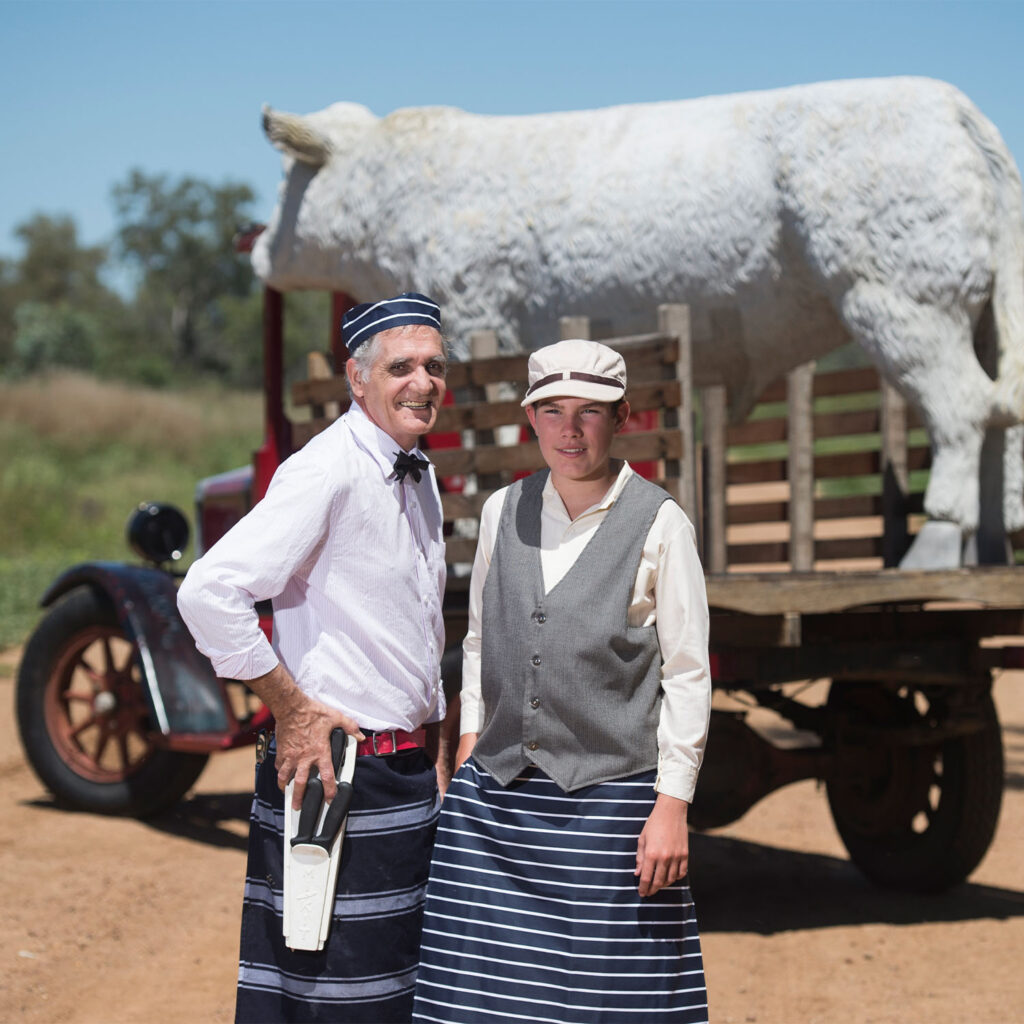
[371,730,398,756]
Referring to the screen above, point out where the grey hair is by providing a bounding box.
[345,324,449,398]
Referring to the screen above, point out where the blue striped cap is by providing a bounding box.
[341,292,442,353]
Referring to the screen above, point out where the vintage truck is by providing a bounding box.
[15,282,1023,894]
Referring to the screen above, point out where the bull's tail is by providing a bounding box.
[958,91,1024,421]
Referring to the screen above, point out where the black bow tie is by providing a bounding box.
[393,451,430,483]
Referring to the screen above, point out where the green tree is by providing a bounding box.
[12,302,101,373]
[112,170,257,373]
[0,214,125,374]
[14,214,109,306]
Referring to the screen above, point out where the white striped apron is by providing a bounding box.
[413,758,708,1023]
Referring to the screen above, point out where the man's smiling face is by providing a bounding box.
[346,325,447,450]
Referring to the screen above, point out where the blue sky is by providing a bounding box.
[3,0,1023,262]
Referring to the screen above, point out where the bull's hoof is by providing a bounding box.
[898,520,963,570]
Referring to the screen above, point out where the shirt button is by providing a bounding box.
[527,741,539,751]
[531,655,541,666]
[530,697,540,709]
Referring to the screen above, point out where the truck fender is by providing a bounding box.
[41,562,231,735]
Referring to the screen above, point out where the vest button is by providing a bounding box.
[536,613,547,624]
[531,655,541,666]
[527,741,539,751]
[530,697,540,708]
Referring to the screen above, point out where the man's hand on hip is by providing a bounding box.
[246,663,364,809]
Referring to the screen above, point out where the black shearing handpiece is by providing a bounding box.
[290,729,351,850]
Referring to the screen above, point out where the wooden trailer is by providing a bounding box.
[291,304,1024,892]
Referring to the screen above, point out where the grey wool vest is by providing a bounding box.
[473,470,671,791]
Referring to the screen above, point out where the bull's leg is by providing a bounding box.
[837,284,995,569]
[1003,424,1024,535]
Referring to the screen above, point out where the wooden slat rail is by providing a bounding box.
[707,566,1024,616]
[727,406,925,446]
[727,492,925,526]
[726,446,932,486]
[291,337,681,444]
[288,310,696,585]
[289,321,1024,579]
[757,366,881,402]
[703,356,934,571]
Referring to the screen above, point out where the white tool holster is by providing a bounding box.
[282,731,358,951]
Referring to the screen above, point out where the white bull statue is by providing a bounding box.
[252,76,1024,569]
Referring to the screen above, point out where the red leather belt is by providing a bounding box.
[356,728,426,756]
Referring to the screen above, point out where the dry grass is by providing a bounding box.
[0,371,260,459]
[0,372,262,648]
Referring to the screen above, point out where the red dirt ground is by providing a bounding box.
[2,646,1022,1023]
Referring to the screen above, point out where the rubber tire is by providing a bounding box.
[825,681,1003,892]
[16,586,209,817]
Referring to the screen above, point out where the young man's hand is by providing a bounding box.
[635,793,690,897]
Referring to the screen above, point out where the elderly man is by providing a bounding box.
[177,292,449,1023]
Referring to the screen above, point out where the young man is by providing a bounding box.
[177,292,449,1023]
[413,338,712,1023]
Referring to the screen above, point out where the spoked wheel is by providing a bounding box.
[825,681,1003,892]
[45,620,152,782]
[16,587,208,816]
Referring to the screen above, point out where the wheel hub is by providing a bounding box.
[93,691,117,715]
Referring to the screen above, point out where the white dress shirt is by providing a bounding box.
[460,463,711,801]
[177,402,446,732]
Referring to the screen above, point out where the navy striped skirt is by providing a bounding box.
[236,739,440,1023]
[412,758,707,1023]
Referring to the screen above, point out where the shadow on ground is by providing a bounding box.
[24,788,252,851]
[690,832,1024,934]
[23,790,1023,931]
[146,790,253,850]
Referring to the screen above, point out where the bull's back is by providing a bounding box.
[256,77,1016,351]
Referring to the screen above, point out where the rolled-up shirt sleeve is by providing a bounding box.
[650,507,712,802]
[176,455,334,680]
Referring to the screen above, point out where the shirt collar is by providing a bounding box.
[344,402,430,480]
[541,461,634,520]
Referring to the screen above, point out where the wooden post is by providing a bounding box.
[306,350,340,422]
[255,285,287,499]
[880,381,910,567]
[975,427,1013,565]
[659,304,697,523]
[787,362,815,571]
[468,330,503,494]
[330,291,357,371]
[701,384,728,573]
[560,316,591,340]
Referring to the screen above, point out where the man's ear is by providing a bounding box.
[614,400,631,433]
[345,357,364,399]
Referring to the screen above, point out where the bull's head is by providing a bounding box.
[253,101,388,295]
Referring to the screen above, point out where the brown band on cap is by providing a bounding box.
[525,370,624,396]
